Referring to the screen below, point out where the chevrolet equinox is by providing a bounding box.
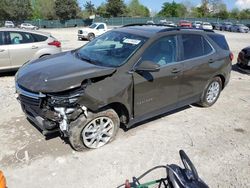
[15,25,232,150]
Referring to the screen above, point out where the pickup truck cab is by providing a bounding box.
[78,22,109,41]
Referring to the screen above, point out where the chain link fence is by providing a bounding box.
[1,17,250,28]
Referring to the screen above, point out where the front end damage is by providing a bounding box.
[16,84,88,137]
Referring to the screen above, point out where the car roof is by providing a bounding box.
[115,25,215,38]
[0,28,50,36]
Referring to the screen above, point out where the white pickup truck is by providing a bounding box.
[78,22,109,41]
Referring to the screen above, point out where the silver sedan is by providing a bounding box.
[0,28,62,72]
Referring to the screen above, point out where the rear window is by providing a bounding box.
[208,34,229,50]
[32,33,48,42]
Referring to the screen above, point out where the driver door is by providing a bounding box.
[133,35,183,117]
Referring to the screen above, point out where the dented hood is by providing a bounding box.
[16,51,116,93]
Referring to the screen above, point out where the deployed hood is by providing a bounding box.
[16,51,116,93]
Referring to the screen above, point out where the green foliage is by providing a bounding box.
[32,0,57,20]
[106,0,127,17]
[55,0,81,20]
[0,0,32,21]
[127,0,150,17]
[84,1,95,15]
[158,2,187,17]
[96,3,110,18]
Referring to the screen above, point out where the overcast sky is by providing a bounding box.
[78,0,250,11]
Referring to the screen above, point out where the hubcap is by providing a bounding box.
[206,81,220,103]
[82,117,114,149]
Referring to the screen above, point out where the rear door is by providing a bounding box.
[0,31,11,69]
[133,35,183,117]
[6,31,40,67]
[178,34,215,103]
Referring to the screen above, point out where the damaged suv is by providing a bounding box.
[15,25,232,150]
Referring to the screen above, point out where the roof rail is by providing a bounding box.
[122,23,176,28]
[122,23,214,33]
[159,27,215,33]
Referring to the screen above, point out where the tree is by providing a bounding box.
[230,8,240,19]
[96,3,110,17]
[127,0,150,17]
[84,1,95,15]
[1,0,33,21]
[32,0,57,20]
[158,2,187,17]
[55,0,81,20]
[106,0,127,17]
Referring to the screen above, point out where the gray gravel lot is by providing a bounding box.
[0,28,249,188]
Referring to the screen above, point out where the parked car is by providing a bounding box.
[237,46,250,74]
[211,22,221,30]
[192,21,202,28]
[230,24,249,33]
[178,20,192,27]
[78,22,109,41]
[4,21,14,28]
[200,22,213,30]
[0,28,61,72]
[20,23,38,30]
[159,20,176,27]
[146,20,155,24]
[220,22,233,31]
[15,25,232,151]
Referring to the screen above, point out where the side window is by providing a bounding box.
[10,32,23,44]
[203,37,213,54]
[97,24,105,29]
[9,32,35,44]
[141,35,177,66]
[32,33,48,42]
[182,34,213,60]
[0,32,4,45]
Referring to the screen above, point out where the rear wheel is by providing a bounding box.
[198,77,222,107]
[69,109,120,151]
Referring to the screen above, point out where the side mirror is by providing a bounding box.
[135,61,160,72]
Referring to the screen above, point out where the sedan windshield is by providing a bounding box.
[76,31,147,67]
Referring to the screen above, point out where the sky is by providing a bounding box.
[78,0,250,11]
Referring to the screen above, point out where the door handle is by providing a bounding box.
[171,68,181,73]
[31,46,38,49]
[208,59,214,64]
[0,49,5,52]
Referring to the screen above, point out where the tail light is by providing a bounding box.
[237,51,244,61]
[48,40,61,48]
[229,52,234,62]
[0,170,6,188]
[124,180,131,188]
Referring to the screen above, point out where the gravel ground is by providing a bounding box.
[0,28,249,188]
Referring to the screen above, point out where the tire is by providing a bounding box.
[69,108,120,151]
[198,77,222,107]
[87,33,95,41]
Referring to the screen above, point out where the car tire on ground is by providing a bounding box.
[69,108,120,151]
[88,33,95,41]
[198,76,222,107]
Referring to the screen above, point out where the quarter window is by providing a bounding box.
[182,34,213,60]
[141,35,177,66]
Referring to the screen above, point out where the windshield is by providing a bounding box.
[89,23,97,29]
[76,31,147,67]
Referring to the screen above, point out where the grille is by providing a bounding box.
[19,94,40,107]
[78,30,83,34]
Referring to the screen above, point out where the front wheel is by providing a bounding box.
[198,77,222,107]
[69,109,120,151]
[87,33,95,41]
